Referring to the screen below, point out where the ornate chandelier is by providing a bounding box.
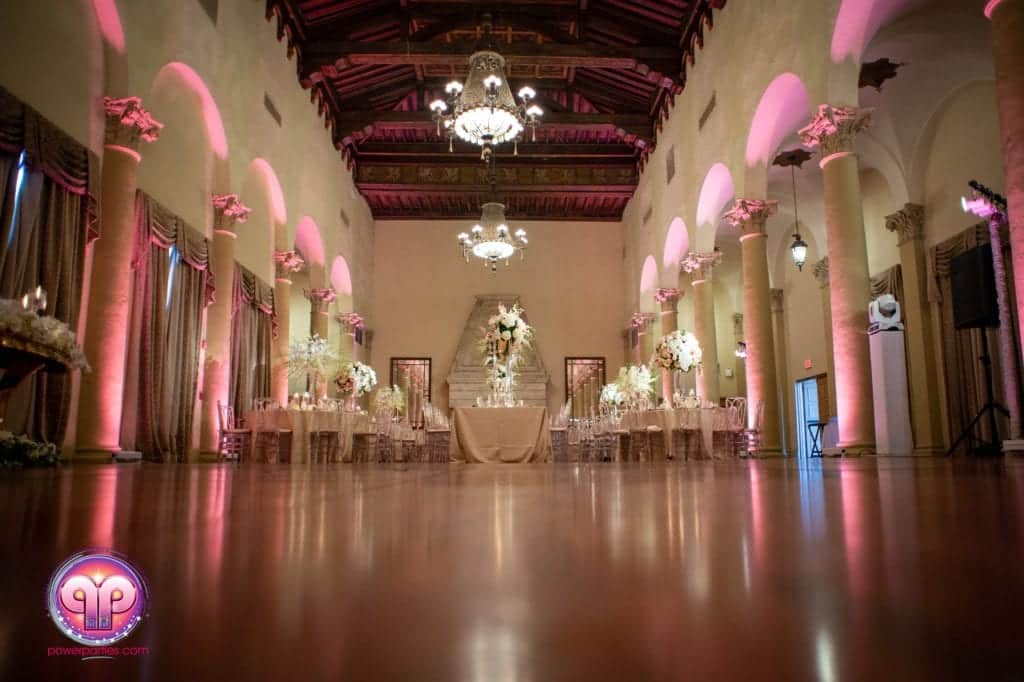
[457,158,527,272]
[429,15,543,160]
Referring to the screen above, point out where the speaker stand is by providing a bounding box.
[947,330,1009,456]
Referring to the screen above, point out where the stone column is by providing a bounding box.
[77,97,162,457]
[336,312,364,363]
[306,288,336,340]
[724,199,782,455]
[770,288,794,455]
[800,105,876,455]
[622,328,634,367]
[987,0,1024,380]
[733,313,746,397]
[682,252,723,403]
[813,257,839,421]
[271,251,305,404]
[655,288,682,403]
[630,312,655,366]
[199,194,252,455]
[884,204,946,453]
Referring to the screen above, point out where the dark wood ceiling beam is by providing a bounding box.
[353,141,637,158]
[358,183,636,196]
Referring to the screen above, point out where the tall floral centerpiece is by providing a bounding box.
[479,302,534,404]
[334,361,377,410]
[614,364,655,411]
[373,385,405,419]
[288,334,338,400]
[600,382,626,417]
[650,330,702,406]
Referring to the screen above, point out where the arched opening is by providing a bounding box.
[662,217,689,275]
[745,73,812,168]
[240,158,287,284]
[695,163,736,251]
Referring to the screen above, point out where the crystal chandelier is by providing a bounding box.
[429,15,543,161]
[457,158,527,272]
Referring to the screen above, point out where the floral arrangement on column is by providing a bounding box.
[287,334,338,399]
[479,303,534,398]
[614,365,655,410]
[651,330,702,373]
[373,385,405,416]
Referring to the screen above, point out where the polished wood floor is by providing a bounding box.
[3,459,1024,681]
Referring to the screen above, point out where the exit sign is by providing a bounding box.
[804,359,813,370]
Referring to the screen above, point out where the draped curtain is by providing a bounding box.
[121,192,213,462]
[929,222,1022,453]
[0,86,96,443]
[870,264,904,303]
[230,263,275,415]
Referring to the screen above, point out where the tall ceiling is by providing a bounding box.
[267,0,726,220]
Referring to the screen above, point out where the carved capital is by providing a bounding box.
[732,313,744,338]
[305,287,337,314]
[799,105,873,158]
[723,199,778,235]
[770,288,784,313]
[212,194,251,233]
[629,312,656,332]
[273,250,305,281]
[335,311,365,333]
[654,288,682,305]
[885,203,925,246]
[813,257,830,288]
[680,250,723,282]
[103,96,162,150]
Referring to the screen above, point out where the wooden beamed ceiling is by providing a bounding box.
[267,0,726,220]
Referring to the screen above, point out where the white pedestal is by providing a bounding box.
[869,330,913,455]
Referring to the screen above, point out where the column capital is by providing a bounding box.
[732,313,744,338]
[723,199,778,236]
[680,250,723,283]
[104,96,163,153]
[273,250,305,282]
[799,104,873,159]
[212,194,252,235]
[335,311,365,333]
[770,288,784,314]
[654,288,682,306]
[885,203,926,246]
[305,287,337,314]
[629,312,656,332]
[813,256,830,288]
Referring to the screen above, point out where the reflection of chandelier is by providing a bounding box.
[457,158,527,272]
[429,15,542,160]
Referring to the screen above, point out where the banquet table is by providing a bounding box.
[452,407,552,463]
[246,409,372,463]
[620,407,718,459]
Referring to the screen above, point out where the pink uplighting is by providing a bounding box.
[249,159,287,225]
[330,256,353,296]
[745,74,811,167]
[152,62,229,160]
[831,0,923,63]
[295,216,326,266]
[662,218,689,270]
[91,0,126,54]
[640,255,658,294]
[696,163,735,227]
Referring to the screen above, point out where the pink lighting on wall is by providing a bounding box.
[696,163,735,228]
[249,159,287,225]
[91,0,125,54]
[830,0,923,63]
[640,255,658,294]
[662,219,689,270]
[330,256,353,296]
[745,74,811,167]
[295,216,325,267]
[152,62,229,160]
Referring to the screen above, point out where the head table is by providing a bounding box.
[246,408,372,463]
[452,407,552,463]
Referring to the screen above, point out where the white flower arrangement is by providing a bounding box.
[334,361,377,397]
[0,298,89,370]
[287,334,338,378]
[650,330,702,373]
[0,430,61,467]
[373,385,405,413]
[479,302,534,365]
[614,364,655,402]
[600,382,625,406]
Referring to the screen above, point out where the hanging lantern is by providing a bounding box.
[790,233,808,271]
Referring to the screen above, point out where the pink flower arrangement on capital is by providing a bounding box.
[650,330,702,373]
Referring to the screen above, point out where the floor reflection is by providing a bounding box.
[1,459,1023,680]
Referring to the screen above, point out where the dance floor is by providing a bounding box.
[3,458,1023,681]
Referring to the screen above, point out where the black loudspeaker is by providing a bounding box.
[950,244,999,330]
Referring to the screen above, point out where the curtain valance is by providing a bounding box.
[870,264,904,303]
[133,191,215,305]
[233,262,277,336]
